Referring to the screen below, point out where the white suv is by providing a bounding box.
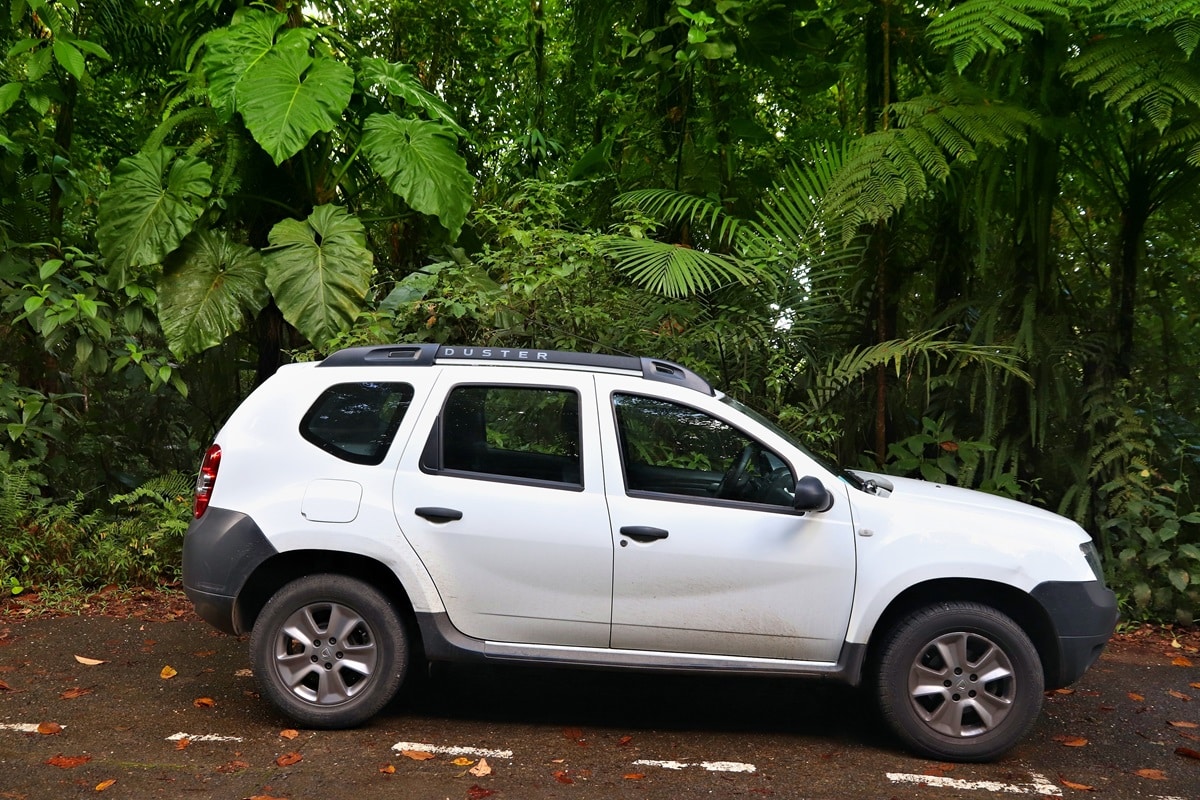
[183,344,1117,761]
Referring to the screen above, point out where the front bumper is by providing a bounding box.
[1032,579,1119,688]
[182,507,277,635]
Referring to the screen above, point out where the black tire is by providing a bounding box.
[249,574,408,728]
[875,601,1044,762]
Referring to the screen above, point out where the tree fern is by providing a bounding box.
[1105,0,1200,56]
[926,0,1085,73]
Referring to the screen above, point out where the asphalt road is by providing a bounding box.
[0,615,1197,799]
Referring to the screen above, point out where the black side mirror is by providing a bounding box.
[794,475,834,512]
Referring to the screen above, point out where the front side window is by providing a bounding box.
[436,385,581,486]
[300,382,415,465]
[614,393,795,507]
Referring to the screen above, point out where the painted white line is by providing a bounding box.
[392,741,513,760]
[0,723,67,733]
[887,771,1061,796]
[166,731,244,743]
[634,759,757,774]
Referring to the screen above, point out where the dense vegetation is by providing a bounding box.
[1,0,1198,623]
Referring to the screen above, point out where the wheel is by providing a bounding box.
[875,602,1044,762]
[717,443,756,499]
[249,574,408,728]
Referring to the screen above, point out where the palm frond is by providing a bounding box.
[614,189,742,248]
[599,236,753,297]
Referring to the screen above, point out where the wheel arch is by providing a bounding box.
[862,578,1059,687]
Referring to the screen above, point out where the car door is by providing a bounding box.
[394,370,613,647]
[596,376,857,663]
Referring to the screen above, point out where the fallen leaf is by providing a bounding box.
[1053,688,1075,695]
[1128,692,1145,702]
[469,758,491,777]
[1169,720,1199,729]
[0,679,12,691]
[1134,768,1167,780]
[160,665,177,680]
[275,751,302,767]
[1053,735,1089,747]
[46,754,90,768]
[216,759,249,773]
[1191,682,1200,690]
[379,764,395,774]
[247,796,287,800]
[95,779,116,791]
[279,729,299,740]
[37,722,63,735]
[400,750,435,761]
[193,649,216,658]
[1181,731,1200,742]
[74,655,107,666]
[1167,689,1192,701]
[452,757,475,767]
[234,668,253,678]
[466,787,495,800]
[624,773,646,780]
[192,697,216,708]
[1172,656,1194,667]
[174,738,190,751]
[617,735,633,746]
[563,727,583,740]
[1176,747,1200,761]
[1060,777,1094,791]
[60,687,91,700]
[553,770,573,784]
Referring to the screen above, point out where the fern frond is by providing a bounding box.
[927,0,1084,73]
[614,190,742,248]
[1106,0,1200,55]
[1066,31,1200,130]
[599,236,752,297]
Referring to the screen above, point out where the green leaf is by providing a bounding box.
[0,82,21,115]
[1168,568,1189,592]
[362,114,474,239]
[1179,543,1200,562]
[202,8,286,120]
[38,259,62,279]
[264,205,374,347]
[359,57,465,135]
[26,45,51,80]
[236,33,354,165]
[158,231,269,359]
[600,236,752,297]
[96,148,213,281]
[381,265,446,310]
[25,90,48,116]
[72,39,110,61]
[52,40,84,80]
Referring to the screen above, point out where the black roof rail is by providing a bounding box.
[318,343,714,395]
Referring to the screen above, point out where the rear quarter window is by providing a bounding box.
[300,382,415,465]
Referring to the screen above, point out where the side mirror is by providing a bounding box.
[794,475,834,512]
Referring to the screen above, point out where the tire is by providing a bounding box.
[249,574,408,728]
[875,601,1044,762]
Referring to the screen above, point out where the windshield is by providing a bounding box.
[719,394,867,491]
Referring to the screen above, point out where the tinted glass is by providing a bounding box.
[300,382,415,465]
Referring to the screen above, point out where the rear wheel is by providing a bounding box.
[249,574,408,728]
[875,602,1043,761]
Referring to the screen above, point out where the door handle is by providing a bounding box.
[416,506,463,523]
[620,525,669,542]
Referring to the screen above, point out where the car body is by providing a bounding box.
[182,343,1117,761]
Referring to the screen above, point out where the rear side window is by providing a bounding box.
[300,382,414,465]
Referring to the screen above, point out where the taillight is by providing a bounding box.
[193,444,222,519]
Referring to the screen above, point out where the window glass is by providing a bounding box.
[300,382,415,465]
[614,393,795,507]
[441,385,581,485]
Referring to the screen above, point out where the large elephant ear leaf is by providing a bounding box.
[359,57,465,136]
[362,113,474,240]
[264,204,374,348]
[97,148,213,283]
[236,31,354,165]
[201,8,286,121]
[158,231,269,359]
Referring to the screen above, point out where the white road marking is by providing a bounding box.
[0,723,66,733]
[166,731,244,743]
[635,758,757,773]
[887,771,1061,796]
[392,741,514,760]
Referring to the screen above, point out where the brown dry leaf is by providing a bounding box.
[216,759,249,773]
[1176,746,1200,761]
[379,764,395,774]
[400,750,435,761]
[247,796,288,800]
[193,649,216,658]
[94,779,116,791]
[60,687,91,700]
[159,665,177,680]
[1060,778,1094,791]
[469,758,491,777]
[1167,689,1193,701]
[74,655,107,666]
[553,770,574,784]
[193,697,216,708]
[451,757,475,767]
[466,787,495,800]
[1172,656,1194,667]
[563,727,583,740]
[1128,692,1145,702]
[46,754,90,768]
[1191,682,1200,690]
[624,773,646,780]
[1053,735,1089,747]
[279,729,299,740]
[0,679,12,692]
[275,751,303,767]
[174,738,190,751]
[37,721,63,735]
[617,735,633,747]
[1053,688,1075,695]
[1134,768,1167,780]
[1169,720,1199,729]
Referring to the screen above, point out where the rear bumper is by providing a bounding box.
[1032,579,1119,688]
[182,507,276,635]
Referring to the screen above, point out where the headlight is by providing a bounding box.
[1080,541,1106,585]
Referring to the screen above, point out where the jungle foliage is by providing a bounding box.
[1,0,1199,623]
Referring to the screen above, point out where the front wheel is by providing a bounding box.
[875,602,1044,762]
[249,574,408,728]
